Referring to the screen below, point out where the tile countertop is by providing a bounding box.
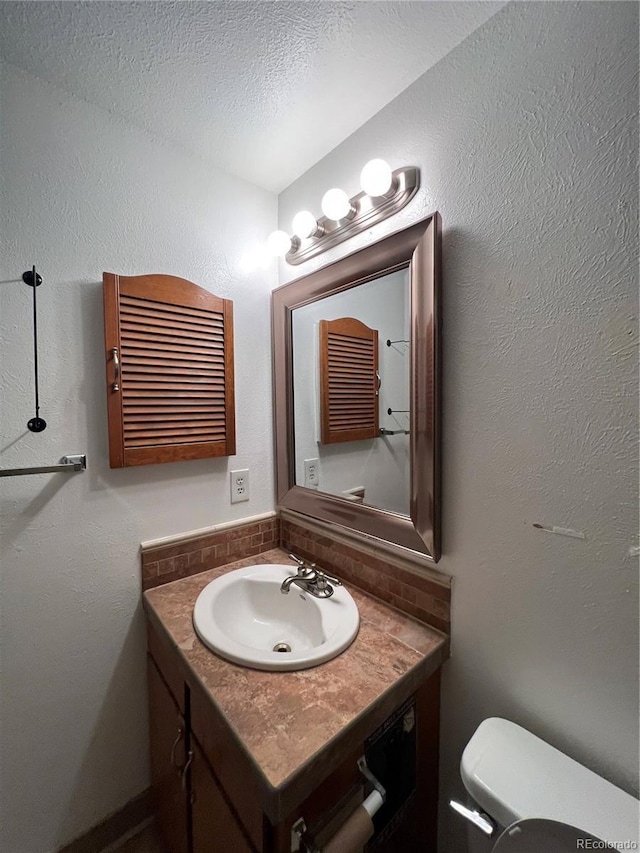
[143,547,449,821]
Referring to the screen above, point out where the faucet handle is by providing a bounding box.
[316,569,342,587]
[288,553,316,576]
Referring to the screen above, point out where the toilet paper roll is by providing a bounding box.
[322,804,374,853]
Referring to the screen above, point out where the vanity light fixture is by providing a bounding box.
[291,210,321,240]
[320,188,355,222]
[360,158,395,197]
[267,161,419,265]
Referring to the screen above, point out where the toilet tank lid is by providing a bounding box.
[461,718,639,847]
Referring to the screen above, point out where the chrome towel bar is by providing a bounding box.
[0,454,87,478]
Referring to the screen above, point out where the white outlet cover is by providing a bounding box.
[230,468,250,504]
[304,458,319,488]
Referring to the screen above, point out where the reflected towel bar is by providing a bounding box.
[380,427,410,436]
[0,454,87,478]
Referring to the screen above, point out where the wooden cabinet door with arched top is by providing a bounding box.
[103,272,235,467]
[319,317,379,444]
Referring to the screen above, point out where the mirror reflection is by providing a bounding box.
[292,267,411,515]
[274,213,441,559]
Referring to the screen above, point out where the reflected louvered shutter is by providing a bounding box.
[103,273,235,467]
[319,317,379,444]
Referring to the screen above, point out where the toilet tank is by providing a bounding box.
[461,718,639,847]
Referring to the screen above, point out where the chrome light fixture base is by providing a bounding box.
[285,166,419,266]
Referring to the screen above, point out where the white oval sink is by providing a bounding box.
[193,564,359,671]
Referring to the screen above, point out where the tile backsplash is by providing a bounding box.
[141,515,280,590]
[280,517,450,634]
[141,512,450,634]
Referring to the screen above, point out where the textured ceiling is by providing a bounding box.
[0,1,505,192]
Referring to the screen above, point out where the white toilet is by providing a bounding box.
[451,717,640,852]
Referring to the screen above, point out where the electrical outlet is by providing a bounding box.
[304,458,319,487]
[230,468,250,503]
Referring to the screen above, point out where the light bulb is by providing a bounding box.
[360,159,393,197]
[321,188,352,221]
[267,230,292,257]
[291,210,318,239]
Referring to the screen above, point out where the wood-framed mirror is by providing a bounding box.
[272,213,441,561]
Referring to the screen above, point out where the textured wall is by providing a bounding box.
[0,1,504,192]
[279,3,639,848]
[0,64,277,852]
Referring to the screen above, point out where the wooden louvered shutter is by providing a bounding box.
[319,317,379,444]
[103,272,235,467]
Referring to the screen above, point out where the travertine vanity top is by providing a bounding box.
[143,547,448,810]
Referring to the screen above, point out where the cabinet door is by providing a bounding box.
[319,317,379,444]
[103,271,236,467]
[148,657,189,853]
[191,739,254,853]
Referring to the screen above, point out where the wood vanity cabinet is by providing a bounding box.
[148,651,254,853]
[146,621,440,853]
[190,740,254,853]
[147,658,189,853]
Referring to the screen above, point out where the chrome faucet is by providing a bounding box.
[280,553,343,599]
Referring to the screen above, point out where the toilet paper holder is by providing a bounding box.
[291,756,386,852]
